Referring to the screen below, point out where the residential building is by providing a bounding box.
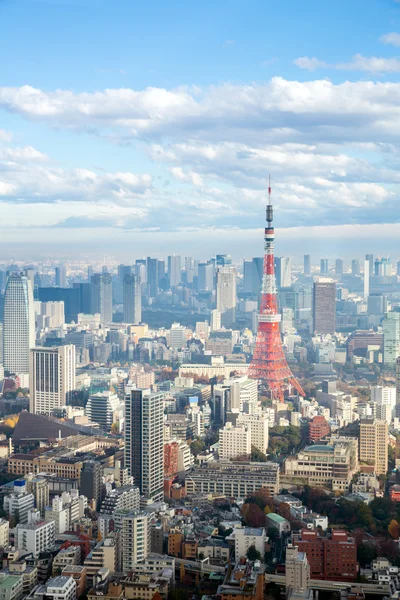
[121,512,149,572]
[27,576,76,600]
[0,519,9,547]
[52,547,81,574]
[29,346,76,415]
[3,274,35,387]
[285,544,312,600]
[61,567,87,599]
[124,390,164,503]
[44,496,69,535]
[27,478,49,517]
[4,486,35,524]
[236,413,269,454]
[359,418,388,475]
[186,461,280,497]
[217,561,264,600]
[228,526,267,561]
[293,529,357,582]
[313,282,336,335]
[216,266,237,328]
[16,511,55,558]
[0,575,23,600]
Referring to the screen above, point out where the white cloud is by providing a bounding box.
[170,167,203,186]
[380,32,400,47]
[0,129,12,142]
[295,53,400,73]
[293,57,328,71]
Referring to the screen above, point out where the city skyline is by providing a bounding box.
[2,0,400,255]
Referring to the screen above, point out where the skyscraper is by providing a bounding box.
[363,259,370,302]
[125,390,164,503]
[252,257,263,295]
[275,257,292,288]
[383,311,400,367]
[216,266,237,328]
[351,259,360,276]
[335,259,344,275]
[3,273,35,387]
[304,255,311,276]
[313,282,336,334]
[216,254,232,266]
[320,259,328,276]
[123,274,141,324]
[80,461,103,510]
[121,512,149,571]
[243,260,253,294]
[91,273,112,324]
[198,262,214,292]
[366,254,374,275]
[55,266,67,288]
[146,258,158,297]
[29,345,76,414]
[168,255,181,287]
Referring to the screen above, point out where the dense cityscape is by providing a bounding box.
[0,185,400,600]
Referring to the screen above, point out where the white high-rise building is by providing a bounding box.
[210,309,221,331]
[275,257,292,288]
[219,423,251,460]
[216,266,237,328]
[3,273,35,387]
[36,301,65,329]
[121,512,149,572]
[364,259,370,302]
[16,510,55,558]
[91,273,113,324]
[383,311,400,367]
[123,274,141,324]
[29,346,76,415]
[169,323,186,349]
[125,390,164,502]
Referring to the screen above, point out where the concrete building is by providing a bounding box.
[313,281,336,335]
[198,262,214,292]
[219,423,251,460]
[275,257,292,289]
[0,519,9,547]
[28,478,49,517]
[125,390,164,503]
[80,461,102,510]
[0,575,23,600]
[29,576,76,600]
[228,527,266,561]
[186,460,280,497]
[285,544,312,600]
[168,255,181,287]
[360,418,388,475]
[44,496,69,535]
[3,274,35,388]
[16,511,55,558]
[4,485,35,524]
[29,346,76,415]
[236,413,269,454]
[216,266,237,328]
[210,309,221,332]
[36,301,65,329]
[308,416,330,442]
[121,512,149,572]
[85,391,119,430]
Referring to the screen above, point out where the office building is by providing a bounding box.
[275,257,292,288]
[29,346,76,415]
[396,357,400,418]
[55,266,67,288]
[185,460,280,497]
[169,323,186,349]
[198,262,214,292]
[303,255,311,276]
[293,529,357,582]
[366,254,374,275]
[351,259,360,276]
[219,423,251,460]
[216,254,232,266]
[360,418,388,476]
[216,266,237,328]
[125,390,164,502]
[85,391,119,430]
[147,258,158,297]
[313,282,336,335]
[375,257,392,277]
[123,274,141,324]
[335,259,344,275]
[45,496,69,535]
[168,255,181,287]
[236,413,269,454]
[121,512,149,572]
[251,257,263,295]
[384,312,400,367]
[243,260,253,294]
[4,487,35,524]
[3,274,35,387]
[80,461,103,510]
[90,273,112,324]
[230,527,267,562]
[0,519,9,547]
[363,259,370,302]
[320,259,328,276]
[367,293,387,316]
[210,309,221,332]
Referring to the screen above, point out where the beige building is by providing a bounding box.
[360,418,388,475]
[29,346,76,415]
[236,413,269,454]
[0,519,9,547]
[216,266,237,328]
[219,423,251,460]
[122,512,149,573]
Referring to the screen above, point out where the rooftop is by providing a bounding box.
[266,513,287,524]
[0,576,21,589]
[304,445,334,453]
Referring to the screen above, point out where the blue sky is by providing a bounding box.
[2,0,400,259]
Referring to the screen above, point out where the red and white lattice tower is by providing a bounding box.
[248,177,305,402]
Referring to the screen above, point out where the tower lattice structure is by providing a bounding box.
[248,178,305,402]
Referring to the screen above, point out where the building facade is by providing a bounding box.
[29,346,76,415]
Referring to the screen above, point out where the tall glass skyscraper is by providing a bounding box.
[3,273,35,387]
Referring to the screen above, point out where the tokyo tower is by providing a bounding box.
[248,177,305,402]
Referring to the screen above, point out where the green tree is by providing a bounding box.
[357,542,378,567]
[246,545,261,561]
[190,438,206,456]
[251,446,267,462]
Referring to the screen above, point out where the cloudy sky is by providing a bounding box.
[2,0,400,260]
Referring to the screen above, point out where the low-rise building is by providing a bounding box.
[217,560,264,600]
[26,576,76,600]
[265,513,290,535]
[0,574,24,600]
[61,567,87,599]
[226,526,267,561]
[16,512,55,559]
